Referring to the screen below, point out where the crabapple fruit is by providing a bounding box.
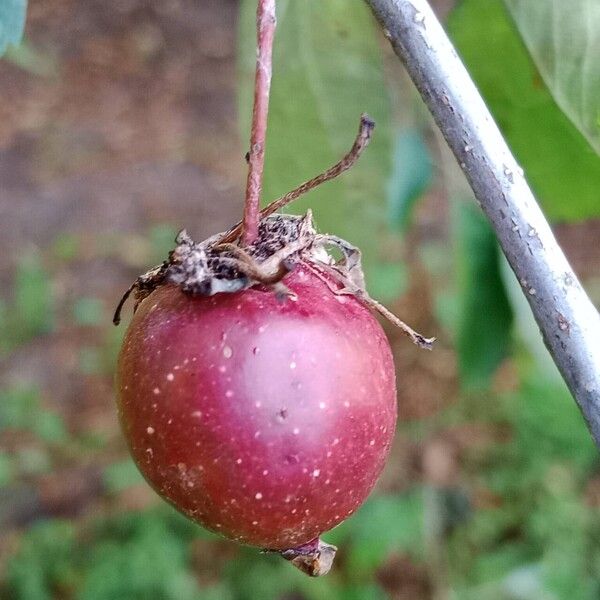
[116,265,397,550]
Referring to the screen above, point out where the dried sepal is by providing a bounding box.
[273,537,338,577]
[113,113,433,349]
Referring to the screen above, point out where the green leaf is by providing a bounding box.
[504,0,600,155]
[387,129,433,230]
[14,251,54,340]
[73,297,104,326]
[0,0,27,57]
[327,491,424,576]
[5,520,76,600]
[0,386,40,430]
[448,0,600,221]
[455,203,513,391]
[239,0,392,278]
[0,452,14,487]
[103,459,145,494]
[32,411,68,444]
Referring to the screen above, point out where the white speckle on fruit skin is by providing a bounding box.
[319,402,326,410]
[289,361,296,369]
[218,365,226,373]
[223,345,233,359]
[146,426,155,435]
[293,428,300,435]
[255,401,262,408]
[153,388,161,395]
[236,458,242,464]
[333,438,340,445]
[255,492,263,500]
[262,469,269,476]
[291,508,297,514]
[166,373,174,381]
[369,439,375,446]
[191,411,202,418]
[252,520,258,525]
[225,390,234,398]
[344,401,350,408]
[313,469,320,477]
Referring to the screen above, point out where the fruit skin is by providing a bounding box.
[116,265,397,550]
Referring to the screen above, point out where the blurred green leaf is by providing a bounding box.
[455,203,513,391]
[52,232,79,261]
[14,251,54,341]
[0,452,14,487]
[387,129,433,230]
[103,459,144,494]
[239,0,391,278]
[101,324,126,373]
[16,447,51,475]
[0,386,68,445]
[367,261,406,303]
[328,491,424,576]
[73,297,104,326]
[81,512,202,600]
[31,411,68,444]
[448,0,600,221]
[0,0,27,57]
[514,379,597,472]
[0,386,40,430]
[504,0,600,155]
[148,224,179,264]
[5,520,76,600]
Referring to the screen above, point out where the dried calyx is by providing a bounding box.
[113,115,434,351]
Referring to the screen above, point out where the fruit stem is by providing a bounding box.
[242,0,277,246]
[221,115,375,245]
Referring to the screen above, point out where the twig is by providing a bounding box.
[364,0,600,448]
[221,114,375,244]
[242,0,277,246]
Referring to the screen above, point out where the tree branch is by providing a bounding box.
[364,0,600,447]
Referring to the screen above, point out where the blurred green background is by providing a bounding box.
[1,1,600,599]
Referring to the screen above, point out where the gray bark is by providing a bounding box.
[365,0,600,447]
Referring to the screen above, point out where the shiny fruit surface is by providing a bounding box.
[116,266,396,549]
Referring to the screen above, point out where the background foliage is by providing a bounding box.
[1,1,599,599]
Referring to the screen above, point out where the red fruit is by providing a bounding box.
[116,265,396,550]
